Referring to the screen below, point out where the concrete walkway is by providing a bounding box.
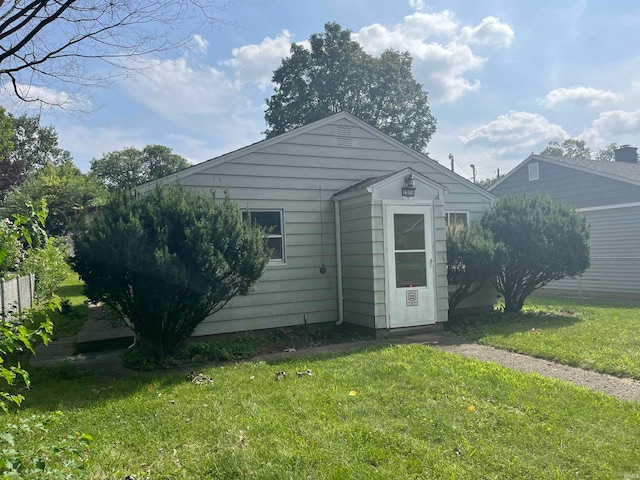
[29,316,640,402]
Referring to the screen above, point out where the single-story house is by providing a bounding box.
[147,112,496,337]
[489,146,640,300]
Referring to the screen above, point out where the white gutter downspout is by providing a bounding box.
[334,199,344,325]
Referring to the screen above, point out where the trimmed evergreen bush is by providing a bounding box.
[72,187,271,357]
[481,195,590,313]
[446,225,505,311]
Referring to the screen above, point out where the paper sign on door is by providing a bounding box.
[406,290,419,306]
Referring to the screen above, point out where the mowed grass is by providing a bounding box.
[6,344,640,479]
[29,272,89,338]
[449,296,640,379]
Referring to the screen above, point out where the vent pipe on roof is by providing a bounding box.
[614,145,638,163]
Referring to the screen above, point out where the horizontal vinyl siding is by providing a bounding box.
[545,205,640,297]
[162,117,491,335]
[339,194,376,329]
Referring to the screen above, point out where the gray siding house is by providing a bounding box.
[148,112,495,337]
[490,147,640,299]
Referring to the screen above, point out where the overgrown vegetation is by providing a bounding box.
[449,296,640,379]
[3,344,639,478]
[1,200,69,305]
[72,187,271,358]
[18,237,69,303]
[0,214,92,477]
[481,195,590,312]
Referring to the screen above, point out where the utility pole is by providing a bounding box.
[448,153,454,172]
[470,164,476,183]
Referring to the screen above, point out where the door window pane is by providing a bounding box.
[394,214,425,250]
[395,252,427,287]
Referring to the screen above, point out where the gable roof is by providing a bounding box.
[332,167,446,201]
[142,112,494,201]
[490,153,640,191]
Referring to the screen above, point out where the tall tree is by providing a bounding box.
[539,138,631,162]
[2,160,107,236]
[90,145,190,190]
[594,143,618,162]
[0,112,70,196]
[0,1,229,106]
[540,139,592,158]
[264,22,436,152]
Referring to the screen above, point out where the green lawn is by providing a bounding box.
[449,295,640,379]
[29,272,89,339]
[5,344,640,478]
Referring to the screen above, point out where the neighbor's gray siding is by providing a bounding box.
[163,117,491,335]
[491,159,640,208]
[545,204,640,299]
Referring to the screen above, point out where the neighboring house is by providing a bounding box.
[489,146,640,299]
[146,112,495,337]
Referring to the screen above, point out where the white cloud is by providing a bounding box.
[408,0,426,11]
[192,34,209,54]
[221,31,293,88]
[123,57,245,119]
[580,109,640,145]
[0,84,88,111]
[354,12,492,103]
[542,86,620,110]
[461,111,568,159]
[55,125,147,171]
[459,16,515,48]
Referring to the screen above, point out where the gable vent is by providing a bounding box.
[336,126,353,147]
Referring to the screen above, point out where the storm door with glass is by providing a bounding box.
[385,204,436,327]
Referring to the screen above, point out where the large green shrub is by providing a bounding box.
[18,237,70,303]
[72,187,271,357]
[481,195,590,313]
[446,225,505,311]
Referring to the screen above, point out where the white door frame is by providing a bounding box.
[383,201,438,329]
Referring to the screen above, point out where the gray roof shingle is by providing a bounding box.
[536,154,640,183]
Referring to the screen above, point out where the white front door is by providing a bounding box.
[385,204,437,328]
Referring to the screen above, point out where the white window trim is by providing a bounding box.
[529,162,539,181]
[445,211,469,228]
[242,209,286,266]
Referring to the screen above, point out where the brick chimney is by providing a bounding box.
[614,145,638,163]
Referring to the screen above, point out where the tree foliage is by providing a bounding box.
[481,195,590,313]
[0,0,229,106]
[72,187,271,357]
[264,22,436,152]
[0,203,54,411]
[540,139,592,158]
[0,112,71,196]
[2,160,107,236]
[446,225,505,311]
[540,139,629,162]
[90,145,190,190]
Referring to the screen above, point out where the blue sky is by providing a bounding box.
[9,0,640,182]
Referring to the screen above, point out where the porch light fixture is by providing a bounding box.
[402,173,416,197]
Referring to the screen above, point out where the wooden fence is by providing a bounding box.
[1,274,35,316]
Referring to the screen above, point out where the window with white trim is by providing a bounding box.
[529,162,539,181]
[242,210,285,263]
[445,212,468,229]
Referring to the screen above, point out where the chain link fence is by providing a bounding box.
[1,274,35,316]
[539,256,640,302]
